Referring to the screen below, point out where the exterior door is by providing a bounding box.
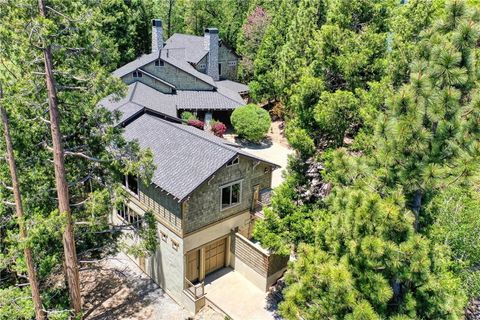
[204,238,226,275]
[186,250,200,282]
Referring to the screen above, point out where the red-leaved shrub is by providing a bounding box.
[187,119,205,130]
[211,121,227,137]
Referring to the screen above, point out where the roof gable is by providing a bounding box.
[122,113,277,201]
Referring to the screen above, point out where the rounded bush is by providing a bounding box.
[230,104,271,142]
[211,121,227,137]
[181,111,197,121]
[187,119,204,130]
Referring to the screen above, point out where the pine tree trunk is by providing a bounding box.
[412,190,422,231]
[37,0,82,314]
[0,88,45,320]
[167,0,174,38]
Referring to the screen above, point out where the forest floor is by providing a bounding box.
[80,252,190,320]
[80,252,225,320]
[225,120,293,188]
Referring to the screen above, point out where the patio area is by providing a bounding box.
[204,268,279,320]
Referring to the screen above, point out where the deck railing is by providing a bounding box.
[184,278,205,300]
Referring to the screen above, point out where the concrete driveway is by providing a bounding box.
[225,121,293,188]
[204,268,279,320]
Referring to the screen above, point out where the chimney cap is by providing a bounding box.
[205,28,219,34]
[152,19,162,27]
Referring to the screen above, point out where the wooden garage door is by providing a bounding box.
[205,238,226,275]
[186,250,200,282]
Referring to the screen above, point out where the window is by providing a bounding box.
[133,70,142,78]
[154,59,164,67]
[198,63,206,70]
[171,240,179,251]
[124,175,139,195]
[160,231,168,242]
[228,60,237,67]
[218,63,222,76]
[221,181,241,210]
[226,157,239,167]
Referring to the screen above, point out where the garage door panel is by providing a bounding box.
[205,238,226,275]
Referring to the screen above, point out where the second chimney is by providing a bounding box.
[152,19,163,53]
[204,28,219,81]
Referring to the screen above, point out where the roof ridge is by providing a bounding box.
[129,82,138,102]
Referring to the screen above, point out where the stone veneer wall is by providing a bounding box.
[183,156,272,234]
[195,46,238,81]
[218,45,238,80]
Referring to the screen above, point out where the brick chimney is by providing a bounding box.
[204,28,219,81]
[152,19,163,53]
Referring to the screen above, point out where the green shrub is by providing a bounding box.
[230,104,271,142]
[181,111,197,121]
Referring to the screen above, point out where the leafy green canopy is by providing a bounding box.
[0,0,154,317]
[231,104,271,142]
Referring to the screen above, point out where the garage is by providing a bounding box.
[204,238,226,275]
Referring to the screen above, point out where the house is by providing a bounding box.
[103,20,288,315]
[107,19,249,125]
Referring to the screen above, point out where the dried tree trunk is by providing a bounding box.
[0,87,45,320]
[37,0,82,314]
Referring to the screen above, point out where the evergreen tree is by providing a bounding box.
[0,0,154,316]
[276,0,326,99]
[249,0,297,102]
[256,1,480,318]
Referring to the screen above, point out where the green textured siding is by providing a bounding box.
[139,183,182,232]
[143,61,214,90]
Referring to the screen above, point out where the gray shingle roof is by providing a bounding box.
[175,89,244,110]
[99,82,178,119]
[100,82,245,123]
[123,114,276,200]
[216,80,249,94]
[163,34,208,64]
[111,50,217,88]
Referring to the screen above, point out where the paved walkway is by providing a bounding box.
[204,268,278,320]
[225,121,293,188]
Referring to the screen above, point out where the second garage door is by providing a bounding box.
[204,238,226,275]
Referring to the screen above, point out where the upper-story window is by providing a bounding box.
[226,157,239,167]
[228,60,237,67]
[218,63,222,76]
[132,70,143,78]
[198,63,206,70]
[221,181,241,210]
[155,59,164,67]
[123,174,139,195]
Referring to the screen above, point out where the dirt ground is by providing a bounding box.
[80,252,223,320]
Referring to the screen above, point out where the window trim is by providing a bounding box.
[124,174,139,197]
[171,240,179,251]
[226,156,239,167]
[219,180,242,211]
